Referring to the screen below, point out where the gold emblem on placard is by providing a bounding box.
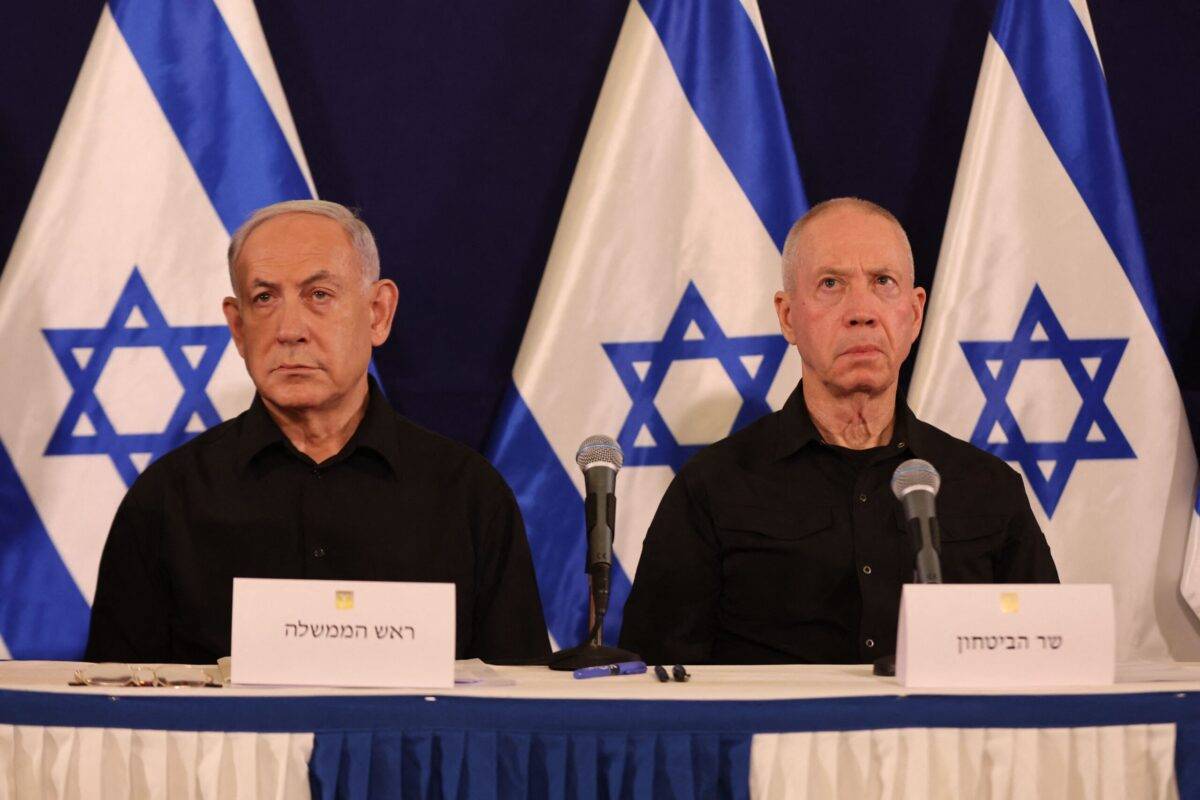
[1000,592,1019,614]
[335,590,354,610]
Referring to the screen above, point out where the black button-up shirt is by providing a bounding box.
[85,378,550,664]
[619,381,1058,665]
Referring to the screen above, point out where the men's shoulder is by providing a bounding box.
[388,412,513,497]
[677,408,781,481]
[123,412,244,501]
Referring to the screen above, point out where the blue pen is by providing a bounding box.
[573,661,648,679]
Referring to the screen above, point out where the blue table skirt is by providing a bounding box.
[3,689,1200,798]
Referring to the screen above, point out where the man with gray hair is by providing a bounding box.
[621,197,1057,665]
[86,200,550,664]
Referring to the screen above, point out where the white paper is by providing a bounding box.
[230,578,455,688]
[1116,660,1200,683]
[896,584,1114,688]
[454,659,517,686]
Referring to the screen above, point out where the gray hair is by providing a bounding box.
[780,197,913,293]
[227,199,381,294]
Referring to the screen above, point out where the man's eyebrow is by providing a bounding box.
[813,263,904,275]
[248,271,342,291]
[299,269,341,287]
[813,264,856,276]
[864,264,918,286]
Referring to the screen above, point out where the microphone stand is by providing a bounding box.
[548,567,641,670]
[550,436,641,670]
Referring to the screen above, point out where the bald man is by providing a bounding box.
[620,198,1057,665]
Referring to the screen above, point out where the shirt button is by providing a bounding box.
[862,565,872,575]
[858,494,868,503]
[311,469,321,478]
[865,638,875,649]
[897,442,905,449]
[313,547,326,558]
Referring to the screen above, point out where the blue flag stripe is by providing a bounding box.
[0,441,91,658]
[488,384,632,648]
[638,0,807,251]
[990,0,1166,349]
[108,0,312,235]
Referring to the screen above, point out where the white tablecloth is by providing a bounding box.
[0,724,311,800]
[2,660,1199,799]
[752,725,1176,799]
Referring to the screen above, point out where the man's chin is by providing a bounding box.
[257,373,333,411]
[826,368,896,397]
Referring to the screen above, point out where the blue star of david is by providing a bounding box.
[960,284,1133,517]
[603,281,788,472]
[42,267,230,488]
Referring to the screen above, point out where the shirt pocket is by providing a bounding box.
[713,503,843,622]
[714,502,831,542]
[937,513,1007,582]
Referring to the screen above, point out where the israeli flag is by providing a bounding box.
[908,0,1199,660]
[0,0,314,658]
[487,0,807,648]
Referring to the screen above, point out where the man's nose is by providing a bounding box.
[275,297,308,343]
[844,283,879,327]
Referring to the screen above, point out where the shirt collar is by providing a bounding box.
[235,375,401,476]
[772,379,927,461]
[772,382,820,461]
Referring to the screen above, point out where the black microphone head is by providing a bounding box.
[891,458,940,499]
[576,435,623,472]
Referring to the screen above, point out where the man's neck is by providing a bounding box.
[802,379,897,450]
[262,379,370,464]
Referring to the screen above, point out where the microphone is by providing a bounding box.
[890,459,943,584]
[548,435,641,670]
[575,435,623,634]
[875,458,944,677]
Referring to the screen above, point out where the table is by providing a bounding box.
[2,661,1199,799]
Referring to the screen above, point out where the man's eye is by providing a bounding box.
[821,278,838,289]
[312,290,329,300]
[254,292,271,303]
[877,275,894,285]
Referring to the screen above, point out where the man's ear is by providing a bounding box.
[774,291,798,345]
[910,285,927,342]
[368,279,399,347]
[222,296,247,358]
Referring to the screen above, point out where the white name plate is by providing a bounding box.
[231,578,455,688]
[896,584,1114,688]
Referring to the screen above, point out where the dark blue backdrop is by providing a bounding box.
[3,1,1197,454]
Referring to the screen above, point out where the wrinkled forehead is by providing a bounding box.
[235,213,360,283]
[794,207,914,280]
